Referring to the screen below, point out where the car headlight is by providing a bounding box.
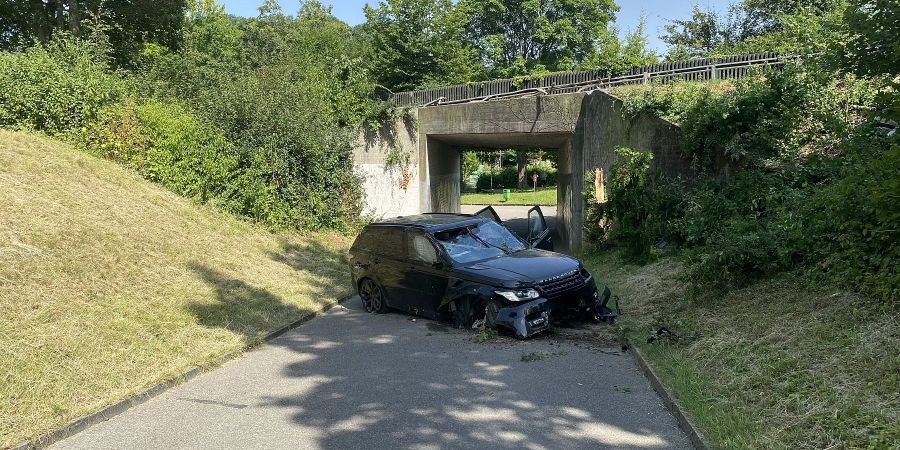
[495,288,540,302]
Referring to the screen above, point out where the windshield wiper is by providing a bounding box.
[468,227,512,254]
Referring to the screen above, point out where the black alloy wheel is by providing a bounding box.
[359,279,387,313]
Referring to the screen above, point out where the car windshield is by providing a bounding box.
[434,221,526,264]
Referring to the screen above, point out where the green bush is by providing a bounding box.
[475,165,557,191]
[0,39,123,137]
[82,99,244,209]
[586,147,683,261]
[590,67,896,300]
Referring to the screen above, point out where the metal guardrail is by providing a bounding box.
[388,52,784,108]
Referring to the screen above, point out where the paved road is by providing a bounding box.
[54,299,691,450]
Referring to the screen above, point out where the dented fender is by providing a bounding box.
[438,278,497,310]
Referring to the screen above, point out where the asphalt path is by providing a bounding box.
[53,298,691,450]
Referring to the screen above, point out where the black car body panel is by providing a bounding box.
[349,211,607,338]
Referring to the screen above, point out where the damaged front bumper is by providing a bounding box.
[488,278,619,338]
[492,298,551,339]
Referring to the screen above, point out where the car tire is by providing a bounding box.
[450,298,478,329]
[484,300,501,330]
[359,278,388,314]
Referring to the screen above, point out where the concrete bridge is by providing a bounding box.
[353,54,783,253]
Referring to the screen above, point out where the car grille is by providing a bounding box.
[537,269,585,299]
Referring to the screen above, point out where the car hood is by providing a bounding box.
[454,248,580,287]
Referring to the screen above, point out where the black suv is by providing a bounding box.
[348,206,617,338]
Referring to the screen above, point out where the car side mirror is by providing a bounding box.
[431,261,444,270]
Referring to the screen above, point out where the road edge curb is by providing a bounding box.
[11,293,355,450]
[623,337,710,450]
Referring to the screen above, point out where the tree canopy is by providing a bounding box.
[0,0,187,66]
[459,0,619,78]
[361,0,476,92]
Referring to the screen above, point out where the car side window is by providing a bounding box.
[406,230,438,264]
[361,226,405,258]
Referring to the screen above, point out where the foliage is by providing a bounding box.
[591,68,896,300]
[141,1,371,231]
[588,15,659,76]
[0,37,122,137]
[662,5,755,60]
[460,151,482,182]
[459,0,618,78]
[586,147,683,262]
[81,99,242,209]
[362,0,476,92]
[475,165,557,191]
[662,0,849,59]
[839,0,899,79]
[0,0,188,68]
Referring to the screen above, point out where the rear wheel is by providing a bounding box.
[359,278,387,314]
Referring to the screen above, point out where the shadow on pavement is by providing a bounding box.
[251,300,687,449]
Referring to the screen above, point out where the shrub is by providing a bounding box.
[590,67,896,300]
[0,38,122,137]
[82,99,244,210]
[475,165,557,191]
[587,147,684,262]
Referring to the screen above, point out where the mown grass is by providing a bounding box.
[582,250,899,449]
[460,186,557,206]
[0,130,353,447]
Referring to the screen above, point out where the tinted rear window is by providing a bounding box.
[354,226,405,258]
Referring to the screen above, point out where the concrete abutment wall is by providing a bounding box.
[352,90,690,253]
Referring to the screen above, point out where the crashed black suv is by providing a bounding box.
[348,206,617,338]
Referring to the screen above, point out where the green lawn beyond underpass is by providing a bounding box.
[461,187,557,206]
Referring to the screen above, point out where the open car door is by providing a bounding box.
[474,205,502,223]
[527,206,553,251]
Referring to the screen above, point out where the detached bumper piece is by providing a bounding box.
[492,298,551,339]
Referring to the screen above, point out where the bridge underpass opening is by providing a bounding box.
[458,147,560,248]
[353,90,691,256]
[423,132,580,254]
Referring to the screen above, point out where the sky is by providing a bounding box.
[219,0,736,56]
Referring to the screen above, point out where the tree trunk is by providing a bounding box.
[516,151,528,188]
[67,0,81,37]
[31,0,51,44]
[55,0,65,30]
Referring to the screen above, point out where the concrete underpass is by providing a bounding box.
[354,90,691,254]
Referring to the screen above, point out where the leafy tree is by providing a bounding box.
[839,0,899,78]
[0,0,187,67]
[662,1,850,59]
[459,0,618,78]
[589,14,658,76]
[362,0,476,92]
[662,5,755,59]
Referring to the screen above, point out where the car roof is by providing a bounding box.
[371,213,487,232]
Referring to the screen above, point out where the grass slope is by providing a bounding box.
[583,251,899,449]
[0,130,352,447]
[460,186,557,206]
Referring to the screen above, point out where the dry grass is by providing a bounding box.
[583,250,899,449]
[0,130,353,447]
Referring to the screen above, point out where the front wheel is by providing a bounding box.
[359,278,388,314]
